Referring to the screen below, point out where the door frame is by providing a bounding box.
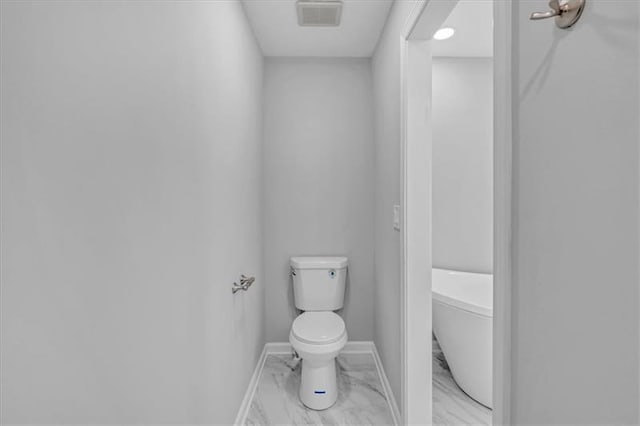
[399,0,513,424]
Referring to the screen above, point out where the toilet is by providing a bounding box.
[289,256,348,410]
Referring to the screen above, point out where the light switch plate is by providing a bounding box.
[393,205,400,231]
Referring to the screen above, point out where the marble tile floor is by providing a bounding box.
[245,352,397,425]
[433,335,492,426]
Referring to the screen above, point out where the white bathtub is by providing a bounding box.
[432,268,493,408]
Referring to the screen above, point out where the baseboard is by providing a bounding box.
[234,341,401,426]
[264,341,293,354]
[264,340,376,354]
[233,345,268,426]
[371,343,402,425]
[342,340,377,353]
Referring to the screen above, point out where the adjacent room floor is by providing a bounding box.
[245,352,397,425]
[433,336,492,426]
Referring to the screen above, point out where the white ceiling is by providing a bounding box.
[432,0,493,58]
[241,0,393,57]
[242,0,492,58]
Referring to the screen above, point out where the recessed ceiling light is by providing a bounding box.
[433,27,455,41]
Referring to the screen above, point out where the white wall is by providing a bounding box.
[263,58,375,342]
[432,58,493,273]
[512,0,639,423]
[371,0,417,406]
[1,2,264,424]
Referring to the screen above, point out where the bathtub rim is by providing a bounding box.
[432,268,493,318]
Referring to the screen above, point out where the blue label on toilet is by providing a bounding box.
[314,390,326,394]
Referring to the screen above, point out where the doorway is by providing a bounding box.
[399,0,512,424]
[431,2,494,420]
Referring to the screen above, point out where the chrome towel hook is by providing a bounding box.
[530,0,585,29]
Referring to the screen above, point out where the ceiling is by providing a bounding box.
[241,0,393,57]
[432,0,493,58]
[242,0,492,58]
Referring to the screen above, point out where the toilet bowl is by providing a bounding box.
[289,256,349,410]
[290,311,348,410]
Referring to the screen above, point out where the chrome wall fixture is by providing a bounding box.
[530,0,585,29]
[232,275,255,294]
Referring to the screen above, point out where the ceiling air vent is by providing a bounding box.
[296,1,343,27]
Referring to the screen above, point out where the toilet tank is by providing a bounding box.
[290,256,348,311]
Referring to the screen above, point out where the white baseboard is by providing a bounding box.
[233,345,268,426]
[234,341,401,426]
[264,342,294,354]
[264,341,378,354]
[371,343,402,425]
[342,340,377,353]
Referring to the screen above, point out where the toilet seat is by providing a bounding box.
[291,312,346,345]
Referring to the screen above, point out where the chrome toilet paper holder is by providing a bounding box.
[232,275,255,294]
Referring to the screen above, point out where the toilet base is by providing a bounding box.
[299,358,338,410]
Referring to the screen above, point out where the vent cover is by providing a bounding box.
[296,1,343,27]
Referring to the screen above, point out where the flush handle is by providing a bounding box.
[530,0,585,29]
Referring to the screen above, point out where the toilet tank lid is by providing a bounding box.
[290,256,348,269]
